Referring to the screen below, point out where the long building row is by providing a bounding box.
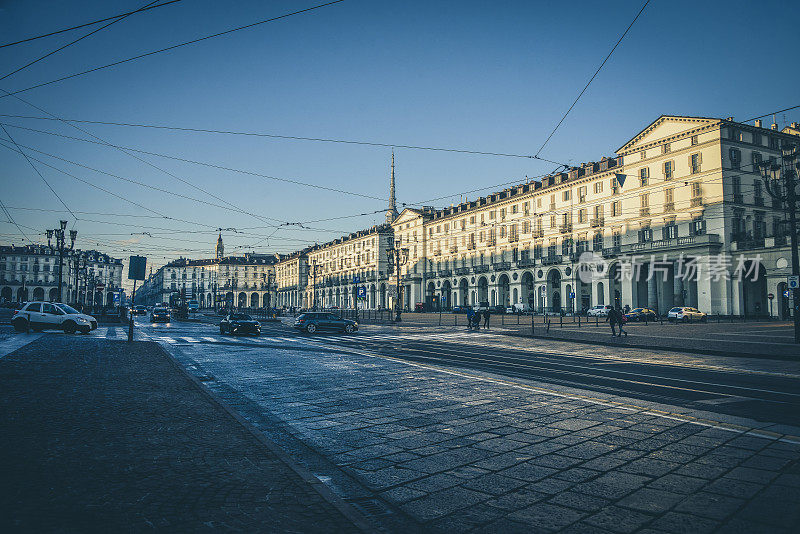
[276,115,800,318]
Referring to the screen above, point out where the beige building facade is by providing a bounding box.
[390,116,798,318]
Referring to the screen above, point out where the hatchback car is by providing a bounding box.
[133,305,147,315]
[587,305,613,317]
[220,313,260,336]
[150,307,171,323]
[624,308,658,322]
[667,307,707,322]
[293,312,358,334]
[12,301,98,334]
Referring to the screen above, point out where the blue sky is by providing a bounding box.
[1,0,799,282]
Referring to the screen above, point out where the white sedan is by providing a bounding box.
[667,306,707,323]
[12,301,98,334]
[587,305,613,317]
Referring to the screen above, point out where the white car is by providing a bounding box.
[12,301,98,334]
[667,306,707,323]
[587,305,613,317]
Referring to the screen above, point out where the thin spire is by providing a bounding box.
[386,150,398,224]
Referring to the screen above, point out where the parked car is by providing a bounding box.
[587,305,613,317]
[451,305,472,314]
[293,312,358,334]
[667,307,707,322]
[624,308,658,322]
[150,307,171,323]
[414,302,425,312]
[512,303,530,314]
[12,301,97,334]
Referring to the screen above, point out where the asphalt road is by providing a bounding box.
[120,318,800,429]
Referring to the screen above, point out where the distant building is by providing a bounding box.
[0,244,123,307]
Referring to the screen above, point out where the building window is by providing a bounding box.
[662,142,671,154]
[752,132,762,146]
[640,150,646,161]
[578,209,586,224]
[562,238,572,256]
[754,180,764,206]
[563,190,570,202]
[594,181,603,194]
[639,167,649,186]
[691,182,701,199]
[754,212,766,239]
[578,186,587,203]
[769,136,779,149]
[690,153,701,174]
[691,135,698,146]
[663,160,673,180]
[592,232,603,251]
[751,151,762,170]
[691,217,704,235]
[639,227,652,243]
[611,201,621,217]
[729,148,741,169]
[613,232,621,248]
[663,224,677,240]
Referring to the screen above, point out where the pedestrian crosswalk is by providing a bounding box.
[90,327,494,346]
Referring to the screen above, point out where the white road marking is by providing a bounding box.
[201,337,218,342]
[0,333,44,359]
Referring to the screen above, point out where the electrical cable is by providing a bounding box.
[535,0,651,157]
[0,124,78,222]
[0,1,347,99]
[0,198,32,242]
[1,1,171,82]
[0,1,183,49]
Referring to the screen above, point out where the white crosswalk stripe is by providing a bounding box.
[181,337,200,343]
[201,337,217,342]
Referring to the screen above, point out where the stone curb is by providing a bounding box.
[152,341,378,534]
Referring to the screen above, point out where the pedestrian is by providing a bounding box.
[472,310,482,330]
[623,304,630,315]
[606,306,618,337]
[466,307,475,330]
[618,309,628,337]
[483,308,491,329]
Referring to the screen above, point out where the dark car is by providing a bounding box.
[150,307,171,323]
[220,313,260,336]
[133,305,147,315]
[624,307,657,322]
[293,312,358,334]
[451,305,472,314]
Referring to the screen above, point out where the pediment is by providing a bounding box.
[617,115,719,154]
[391,208,422,227]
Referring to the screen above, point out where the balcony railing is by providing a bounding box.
[640,207,650,216]
[590,217,604,228]
[473,265,490,274]
[558,224,572,234]
[541,255,562,265]
[516,258,535,267]
[455,267,471,275]
[733,193,743,204]
[433,249,442,256]
[754,196,764,207]
[663,203,674,213]
[602,247,621,258]
[438,269,452,278]
[467,242,476,250]
[508,234,518,243]
[492,262,512,271]
[449,245,458,253]
[690,197,703,207]
[532,229,544,238]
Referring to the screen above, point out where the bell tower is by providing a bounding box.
[385,151,398,225]
[215,233,224,260]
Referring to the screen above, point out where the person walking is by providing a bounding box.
[483,308,491,329]
[618,309,628,337]
[472,310,482,330]
[466,307,475,330]
[607,306,619,337]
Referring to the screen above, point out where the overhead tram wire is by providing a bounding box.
[0,1,183,49]
[534,0,651,158]
[0,114,564,163]
[0,0,347,99]
[0,125,78,223]
[0,122,389,202]
[0,198,32,243]
[1,0,173,82]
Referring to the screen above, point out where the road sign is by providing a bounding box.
[569,292,576,299]
[768,293,774,300]
[96,284,105,291]
[353,276,360,284]
[789,275,799,290]
[128,255,147,280]
[786,290,792,298]
[357,286,366,298]
[614,173,626,188]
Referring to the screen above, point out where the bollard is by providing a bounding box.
[578,314,581,328]
[517,313,520,325]
[560,315,563,328]
[454,314,457,326]
[531,313,534,336]
[546,319,551,333]
[501,313,505,325]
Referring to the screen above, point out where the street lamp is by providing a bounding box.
[47,220,76,302]
[387,246,409,322]
[759,146,800,344]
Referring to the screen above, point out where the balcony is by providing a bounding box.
[663,203,674,213]
[598,246,618,258]
[733,193,743,204]
[455,267,471,275]
[492,262,512,271]
[467,242,476,250]
[590,218,604,228]
[541,255,562,265]
[532,229,544,238]
[516,258,536,267]
[473,265,490,274]
[438,269,452,278]
[449,246,458,254]
[690,197,703,207]
[433,249,442,256]
[639,207,650,217]
[754,196,765,207]
[508,234,518,243]
[622,234,720,254]
[558,224,572,234]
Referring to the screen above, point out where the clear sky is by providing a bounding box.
[1,0,799,287]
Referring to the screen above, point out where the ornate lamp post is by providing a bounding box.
[310,261,320,310]
[46,220,76,302]
[386,246,409,322]
[759,146,800,344]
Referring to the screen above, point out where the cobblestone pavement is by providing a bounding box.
[0,336,361,533]
[155,323,800,533]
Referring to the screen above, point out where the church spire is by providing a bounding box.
[386,150,398,225]
[215,232,224,260]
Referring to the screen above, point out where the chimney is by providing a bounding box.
[792,122,800,129]
[754,119,762,128]
[771,123,779,130]
[726,116,734,121]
